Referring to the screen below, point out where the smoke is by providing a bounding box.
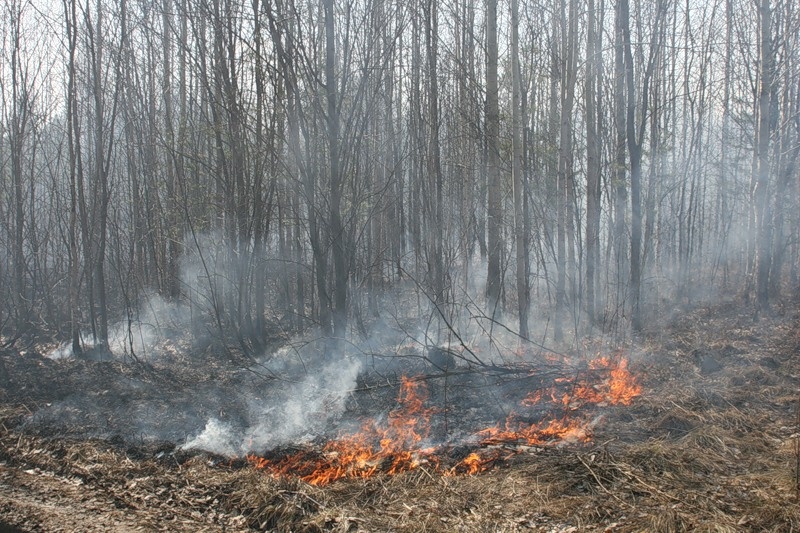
[181,418,239,456]
[182,349,362,456]
[48,344,75,360]
[46,292,193,362]
[109,293,194,359]
[35,230,618,460]
[46,230,234,362]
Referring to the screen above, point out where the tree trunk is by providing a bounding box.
[612,0,628,326]
[585,0,601,324]
[619,0,642,332]
[324,0,348,339]
[162,0,181,299]
[754,0,774,312]
[9,0,29,335]
[485,0,503,317]
[511,0,528,338]
[64,0,82,354]
[425,0,444,305]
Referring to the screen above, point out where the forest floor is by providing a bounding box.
[1,300,799,532]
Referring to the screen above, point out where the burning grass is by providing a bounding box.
[1,300,799,531]
[244,356,642,485]
[246,376,439,485]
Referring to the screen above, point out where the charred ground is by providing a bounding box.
[1,300,799,532]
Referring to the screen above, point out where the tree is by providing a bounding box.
[753,0,774,312]
[585,0,603,324]
[63,0,82,353]
[82,0,118,347]
[555,0,578,339]
[485,0,503,318]
[6,0,32,334]
[0,0,797,358]
[511,0,529,338]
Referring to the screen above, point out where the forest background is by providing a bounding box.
[0,0,798,359]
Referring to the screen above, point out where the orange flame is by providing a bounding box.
[248,376,436,485]
[477,414,593,446]
[248,357,642,485]
[444,451,495,476]
[607,358,642,405]
[521,356,642,409]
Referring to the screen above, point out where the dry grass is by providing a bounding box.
[1,300,800,531]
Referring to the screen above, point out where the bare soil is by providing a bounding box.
[1,300,799,532]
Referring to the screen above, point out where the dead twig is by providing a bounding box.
[612,462,682,503]
[576,453,630,508]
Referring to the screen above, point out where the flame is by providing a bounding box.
[477,414,593,446]
[445,451,496,476]
[247,356,642,485]
[521,389,545,406]
[607,358,642,405]
[521,356,642,410]
[493,355,641,446]
[248,376,436,485]
[460,452,483,474]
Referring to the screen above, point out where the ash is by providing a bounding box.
[6,318,618,462]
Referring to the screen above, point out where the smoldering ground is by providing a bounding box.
[22,234,642,467]
[23,328,634,468]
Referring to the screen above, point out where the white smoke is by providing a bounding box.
[109,293,192,358]
[46,292,192,361]
[181,418,239,456]
[182,353,362,456]
[47,343,74,360]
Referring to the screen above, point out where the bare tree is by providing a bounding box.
[0,0,796,358]
[511,0,529,338]
[6,0,32,334]
[63,0,82,353]
[585,0,603,324]
[753,0,774,312]
[485,0,503,318]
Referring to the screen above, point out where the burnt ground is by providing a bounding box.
[1,300,800,532]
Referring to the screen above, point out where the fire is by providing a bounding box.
[521,389,545,406]
[445,451,497,476]
[607,358,642,405]
[477,414,592,446]
[522,355,642,409]
[460,452,483,474]
[488,355,641,447]
[248,376,437,485]
[248,356,642,485]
